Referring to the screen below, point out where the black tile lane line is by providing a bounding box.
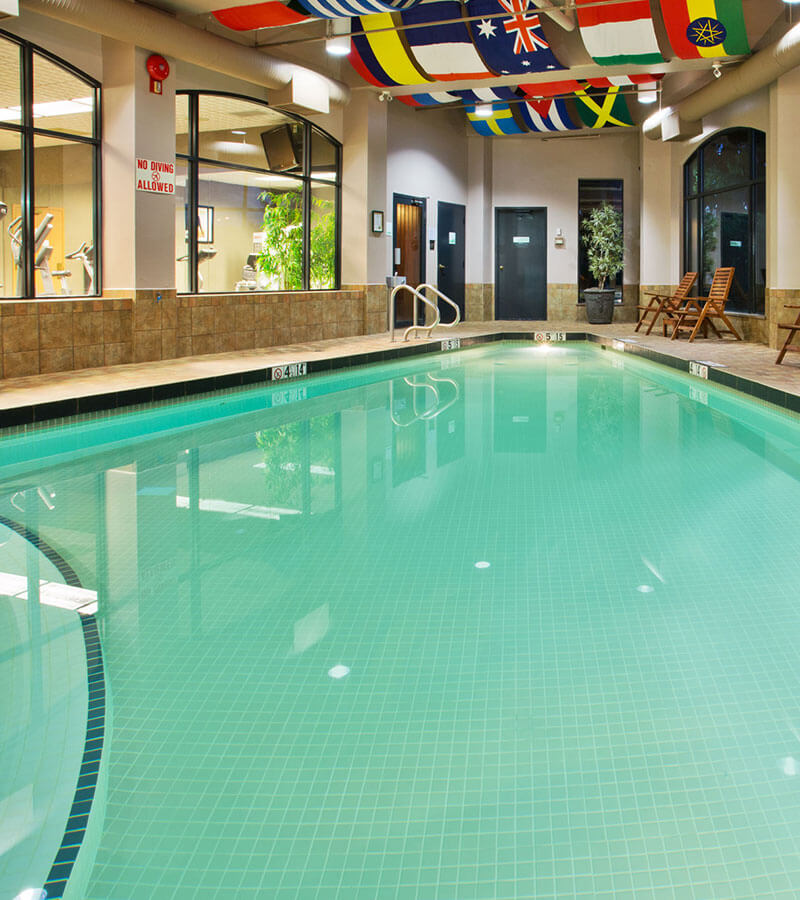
[0,515,105,900]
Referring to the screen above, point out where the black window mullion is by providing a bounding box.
[302,124,311,291]
[93,82,102,297]
[188,93,199,295]
[20,43,34,299]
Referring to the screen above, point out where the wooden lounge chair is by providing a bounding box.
[664,267,742,342]
[635,272,697,335]
[776,304,800,364]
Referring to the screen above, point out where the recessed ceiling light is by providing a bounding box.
[231,129,246,135]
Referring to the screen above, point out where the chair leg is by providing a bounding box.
[644,300,666,335]
[776,320,800,364]
[687,308,709,342]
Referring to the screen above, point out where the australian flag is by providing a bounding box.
[466,0,565,76]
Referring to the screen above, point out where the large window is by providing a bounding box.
[684,128,765,315]
[176,92,341,294]
[0,31,100,298]
[578,179,623,303]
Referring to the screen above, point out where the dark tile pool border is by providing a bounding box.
[2,331,800,430]
[0,516,106,900]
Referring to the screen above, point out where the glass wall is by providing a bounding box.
[176,92,341,294]
[0,30,100,298]
[577,179,623,303]
[684,128,766,315]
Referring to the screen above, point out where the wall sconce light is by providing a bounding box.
[554,228,565,247]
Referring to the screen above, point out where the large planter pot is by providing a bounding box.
[584,287,615,324]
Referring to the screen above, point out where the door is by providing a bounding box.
[495,207,547,320]
[436,201,465,323]
[393,193,426,325]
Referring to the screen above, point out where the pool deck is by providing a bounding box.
[2,320,800,417]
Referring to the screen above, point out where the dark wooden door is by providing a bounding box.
[495,207,547,320]
[393,193,426,325]
[436,201,465,323]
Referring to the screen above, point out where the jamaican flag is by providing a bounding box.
[573,86,634,129]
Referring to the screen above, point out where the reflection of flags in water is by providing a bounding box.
[576,0,663,66]
[465,0,564,75]
[574,86,634,128]
[399,1,494,81]
[350,13,430,86]
[516,98,577,132]
[466,103,526,135]
[659,0,749,59]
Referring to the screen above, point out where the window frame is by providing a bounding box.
[0,28,102,299]
[177,90,342,295]
[683,127,766,316]
[577,178,624,304]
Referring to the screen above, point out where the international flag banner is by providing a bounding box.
[574,85,634,128]
[399,1,494,81]
[465,0,565,76]
[517,79,585,97]
[586,73,663,89]
[350,13,431,86]
[398,87,518,107]
[213,1,311,29]
[295,0,420,16]
[516,97,578,132]
[466,103,526,135]
[575,0,663,66]
[659,0,749,59]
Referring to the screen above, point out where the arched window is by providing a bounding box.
[0,31,100,298]
[176,92,341,294]
[684,128,765,315]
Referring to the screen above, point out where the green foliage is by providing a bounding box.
[580,204,624,290]
[257,190,336,291]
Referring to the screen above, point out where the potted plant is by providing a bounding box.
[580,203,624,324]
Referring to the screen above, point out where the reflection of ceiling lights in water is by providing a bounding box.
[637,585,654,594]
[328,665,350,679]
[474,561,491,569]
[13,890,47,900]
[1,572,97,615]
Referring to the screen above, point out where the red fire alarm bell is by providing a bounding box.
[146,55,170,95]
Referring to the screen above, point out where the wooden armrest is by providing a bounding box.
[784,304,800,309]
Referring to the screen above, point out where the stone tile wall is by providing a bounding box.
[466,284,493,321]
[0,287,369,379]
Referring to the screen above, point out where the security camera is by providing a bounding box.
[712,64,722,79]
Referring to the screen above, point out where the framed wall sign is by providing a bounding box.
[371,210,384,234]
[198,205,214,243]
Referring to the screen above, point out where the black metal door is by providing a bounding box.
[436,201,465,323]
[495,207,547,320]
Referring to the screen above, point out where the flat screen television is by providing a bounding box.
[260,125,302,173]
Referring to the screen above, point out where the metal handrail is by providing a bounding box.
[389,283,440,342]
[388,372,460,426]
[419,283,461,327]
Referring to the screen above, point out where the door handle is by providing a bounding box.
[499,265,504,270]
[439,264,445,269]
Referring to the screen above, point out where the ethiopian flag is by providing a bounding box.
[659,0,749,59]
[575,0,663,66]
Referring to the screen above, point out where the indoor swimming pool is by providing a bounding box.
[4,341,800,899]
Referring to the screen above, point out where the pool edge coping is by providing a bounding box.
[2,330,800,431]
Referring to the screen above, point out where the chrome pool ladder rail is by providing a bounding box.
[390,283,440,342]
[419,284,461,329]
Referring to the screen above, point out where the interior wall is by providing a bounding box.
[386,103,468,284]
[491,130,642,288]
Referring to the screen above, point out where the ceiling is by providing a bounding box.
[145,0,792,130]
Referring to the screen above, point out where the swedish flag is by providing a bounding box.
[466,103,526,135]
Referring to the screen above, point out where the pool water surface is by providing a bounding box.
[3,342,800,899]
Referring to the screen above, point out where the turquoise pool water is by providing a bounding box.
[4,342,800,899]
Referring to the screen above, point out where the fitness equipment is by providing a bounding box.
[177,247,217,289]
[0,201,6,289]
[7,212,69,295]
[66,241,94,294]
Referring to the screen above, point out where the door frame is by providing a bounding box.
[494,206,547,320]
[392,192,427,287]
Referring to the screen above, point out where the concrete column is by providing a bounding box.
[102,38,176,293]
[768,69,800,346]
[638,136,677,292]
[465,134,492,320]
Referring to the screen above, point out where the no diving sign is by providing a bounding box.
[136,158,175,194]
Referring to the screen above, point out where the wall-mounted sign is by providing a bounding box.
[136,158,175,194]
[441,338,460,351]
[271,362,307,381]
[448,232,456,245]
[512,235,530,245]
[688,361,709,380]
[534,332,566,342]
